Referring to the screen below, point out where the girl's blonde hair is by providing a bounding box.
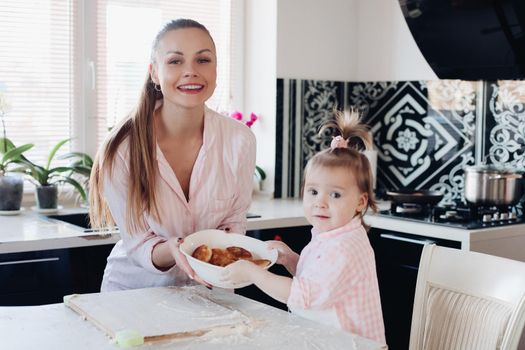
[303,108,378,221]
[89,19,213,233]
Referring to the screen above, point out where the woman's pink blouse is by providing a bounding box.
[100,107,256,291]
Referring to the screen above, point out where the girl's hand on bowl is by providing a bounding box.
[266,240,295,265]
[266,240,299,275]
[221,259,256,285]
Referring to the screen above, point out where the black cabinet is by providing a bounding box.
[0,249,72,306]
[368,228,461,350]
[69,244,115,294]
[0,244,114,306]
[236,225,312,310]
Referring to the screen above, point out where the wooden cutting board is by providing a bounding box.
[65,286,251,342]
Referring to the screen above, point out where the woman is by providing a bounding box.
[89,19,256,291]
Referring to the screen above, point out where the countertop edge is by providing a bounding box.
[1,198,525,254]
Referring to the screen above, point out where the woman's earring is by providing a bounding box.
[154,84,161,92]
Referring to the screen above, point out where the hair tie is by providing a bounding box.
[330,136,349,150]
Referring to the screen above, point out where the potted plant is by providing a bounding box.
[58,151,93,207]
[25,138,88,211]
[0,88,35,214]
[254,165,266,191]
[0,138,34,213]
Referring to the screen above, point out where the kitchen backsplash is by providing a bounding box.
[275,79,525,204]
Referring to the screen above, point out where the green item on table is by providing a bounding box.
[115,329,144,348]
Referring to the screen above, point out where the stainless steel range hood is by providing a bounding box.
[399,0,525,80]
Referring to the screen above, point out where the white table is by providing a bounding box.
[1,286,386,350]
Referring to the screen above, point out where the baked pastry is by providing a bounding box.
[192,245,269,268]
[226,246,253,260]
[192,244,212,262]
[209,248,236,267]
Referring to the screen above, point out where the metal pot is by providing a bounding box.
[464,165,524,206]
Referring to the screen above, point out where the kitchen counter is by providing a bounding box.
[0,286,386,350]
[0,196,308,254]
[2,196,525,260]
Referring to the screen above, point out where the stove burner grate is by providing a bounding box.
[381,202,524,229]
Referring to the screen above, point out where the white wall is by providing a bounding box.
[243,0,277,193]
[356,0,437,81]
[276,0,436,81]
[277,0,358,81]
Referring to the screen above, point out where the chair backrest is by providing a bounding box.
[409,244,525,350]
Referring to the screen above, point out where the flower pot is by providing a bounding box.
[35,185,58,209]
[0,174,24,211]
[253,174,263,194]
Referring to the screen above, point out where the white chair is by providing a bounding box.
[409,244,525,350]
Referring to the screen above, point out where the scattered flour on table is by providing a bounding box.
[201,321,255,345]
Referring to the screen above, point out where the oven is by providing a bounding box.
[368,228,461,350]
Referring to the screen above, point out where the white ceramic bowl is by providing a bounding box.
[180,229,278,289]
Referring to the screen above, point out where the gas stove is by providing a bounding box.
[378,202,525,229]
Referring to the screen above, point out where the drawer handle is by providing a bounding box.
[400,264,419,271]
[0,257,60,266]
[380,233,435,246]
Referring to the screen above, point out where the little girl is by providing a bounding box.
[221,109,386,344]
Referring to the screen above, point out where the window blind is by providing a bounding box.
[0,0,241,168]
[0,1,76,167]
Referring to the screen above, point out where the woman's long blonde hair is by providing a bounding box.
[303,108,378,221]
[89,19,213,233]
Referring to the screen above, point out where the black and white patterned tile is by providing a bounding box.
[484,81,525,170]
[275,79,344,198]
[275,78,523,204]
[347,81,401,118]
[356,80,477,204]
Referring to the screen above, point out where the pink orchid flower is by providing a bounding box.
[230,111,259,128]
